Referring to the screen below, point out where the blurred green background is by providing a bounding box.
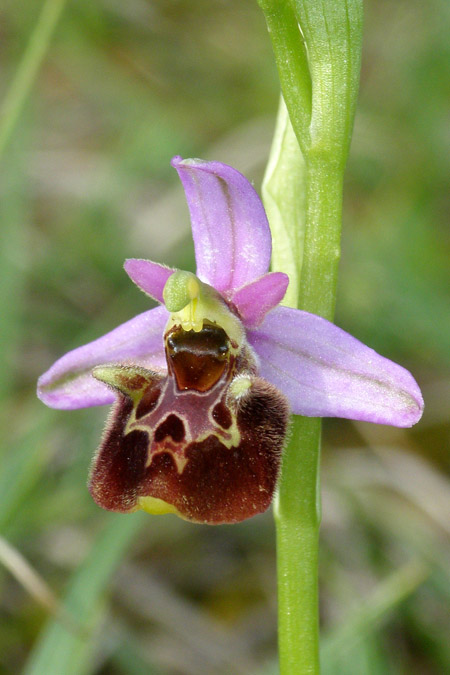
[0,0,449,673]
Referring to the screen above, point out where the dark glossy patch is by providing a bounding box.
[166,323,229,392]
[212,401,232,429]
[154,414,185,443]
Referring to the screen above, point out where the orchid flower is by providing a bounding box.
[37,156,423,524]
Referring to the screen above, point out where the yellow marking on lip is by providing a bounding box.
[137,496,180,516]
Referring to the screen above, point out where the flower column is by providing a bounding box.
[257,1,363,673]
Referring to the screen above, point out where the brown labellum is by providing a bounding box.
[90,322,290,524]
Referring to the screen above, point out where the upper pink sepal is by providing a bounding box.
[171,156,272,294]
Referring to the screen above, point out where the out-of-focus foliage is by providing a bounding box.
[0,0,448,673]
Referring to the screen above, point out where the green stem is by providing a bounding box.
[0,0,67,162]
[299,153,344,320]
[274,416,321,674]
[273,152,343,674]
[259,3,363,672]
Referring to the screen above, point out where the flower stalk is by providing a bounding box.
[259,1,364,672]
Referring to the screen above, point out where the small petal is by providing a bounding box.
[248,306,423,427]
[171,156,272,294]
[231,272,289,328]
[124,259,175,303]
[37,306,169,410]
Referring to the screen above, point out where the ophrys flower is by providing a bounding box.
[38,157,423,524]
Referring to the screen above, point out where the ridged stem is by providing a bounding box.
[259,2,363,672]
